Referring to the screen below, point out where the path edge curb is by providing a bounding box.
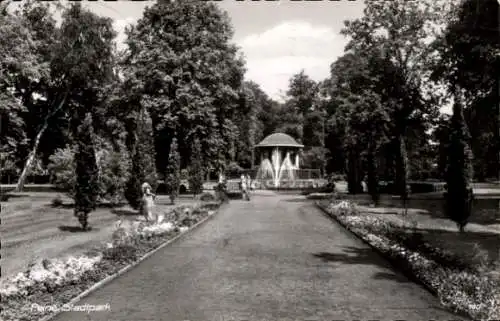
[38,202,228,321]
[314,201,473,321]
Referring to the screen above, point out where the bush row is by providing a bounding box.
[0,201,220,321]
[319,200,500,321]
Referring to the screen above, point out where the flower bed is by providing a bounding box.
[0,201,220,321]
[318,200,500,321]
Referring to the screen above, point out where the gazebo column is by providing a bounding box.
[295,153,299,169]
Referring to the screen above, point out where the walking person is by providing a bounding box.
[217,172,229,203]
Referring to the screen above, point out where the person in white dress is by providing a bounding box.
[141,182,156,222]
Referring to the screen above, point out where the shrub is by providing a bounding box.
[188,138,204,196]
[200,192,215,202]
[165,138,181,204]
[124,167,143,211]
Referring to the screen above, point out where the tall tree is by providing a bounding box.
[13,2,116,192]
[432,0,499,181]
[0,2,54,188]
[122,0,246,176]
[59,3,116,227]
[341,90,390,200]
[234,81,268,168]
[283,70,319,144]
[341,0,443,197]
[327,51,390,193]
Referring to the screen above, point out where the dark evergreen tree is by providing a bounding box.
[165,138,181,204]
[347,149,363,194]
[125,108,158,210]
[73,113,99,230]
[366,140,380,206]
[445,95,474,232]
[188,138,204,197]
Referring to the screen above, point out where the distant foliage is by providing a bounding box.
[48,141,130,204]
[48,147,76,196]
[95,141,131,205]
[188,139,204,196]
[301,147,328,172]
[165,138,181,204]
[226,161,243,177]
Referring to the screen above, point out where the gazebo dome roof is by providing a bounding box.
[255,133,304,148]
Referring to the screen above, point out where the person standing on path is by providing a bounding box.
[240,174,250,201]
[246,174,252,191]
[141,182,156,222]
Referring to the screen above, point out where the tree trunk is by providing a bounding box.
[14,91,68,192]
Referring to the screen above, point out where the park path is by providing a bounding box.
[52,191,465,321]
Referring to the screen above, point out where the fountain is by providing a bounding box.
[256,159,274,181]
[254,133,303,188]
[277,152,295,182]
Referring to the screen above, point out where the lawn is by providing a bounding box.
[321,190,500,277]
[318,191,500,320]
[346,203,499,278]
[1,191,200,280]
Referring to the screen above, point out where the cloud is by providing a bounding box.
[238,21,347,101]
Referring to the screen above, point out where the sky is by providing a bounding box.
[80,0,366,102]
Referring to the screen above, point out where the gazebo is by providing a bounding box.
[254,133,304,187]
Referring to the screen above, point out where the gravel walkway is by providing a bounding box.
[51,192,465,321]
